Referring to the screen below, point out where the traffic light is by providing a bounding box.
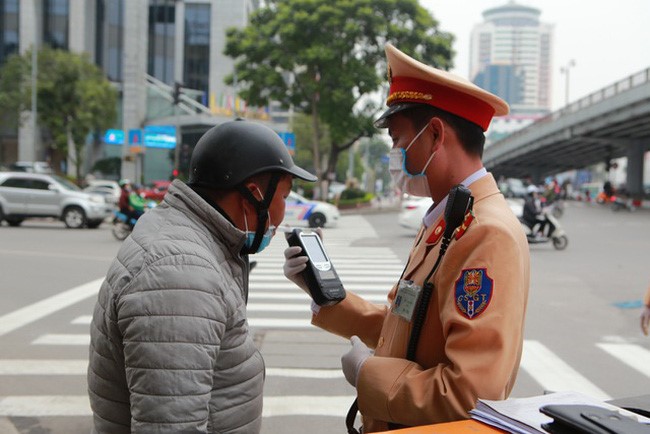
[173,82,182,105]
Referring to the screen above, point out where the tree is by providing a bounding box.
[225,0,453,197]
[0,47,118,183]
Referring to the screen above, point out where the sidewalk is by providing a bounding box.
[338,196,401,215]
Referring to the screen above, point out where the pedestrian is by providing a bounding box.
[284,43,530,432]
[641,285,650,336]
[87,120,317,433]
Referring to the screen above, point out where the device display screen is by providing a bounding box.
[301,234,328,263]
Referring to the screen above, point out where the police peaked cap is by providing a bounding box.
[375,43,509,131]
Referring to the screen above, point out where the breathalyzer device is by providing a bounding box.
[284,228,346,306]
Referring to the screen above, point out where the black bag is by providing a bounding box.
[540,404,650,434]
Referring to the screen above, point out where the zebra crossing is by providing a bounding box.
[1,214,650,423]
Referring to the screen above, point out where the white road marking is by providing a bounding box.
[31,334,90,346]
[520,340,611,400]
[249,318,312,328]
[248,292,386,302]
[0,395,356,418]
[263,396,355,417]
[0,359,87,375]
[0,396,91,416]
[597,343,650,378]
[0,278,103,337]
[72,315,92,324]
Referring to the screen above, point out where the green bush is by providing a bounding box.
[337,192,374,207]
[340,187,366,200]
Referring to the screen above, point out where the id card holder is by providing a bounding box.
[392,280,422,322]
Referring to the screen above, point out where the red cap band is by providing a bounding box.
[388,76,496,131]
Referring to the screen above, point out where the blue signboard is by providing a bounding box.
[129,129,143,145]
[144,125,176,149]
[104,129,124,145]
[278,132,296,154]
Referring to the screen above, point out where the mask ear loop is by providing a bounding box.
[402,121,435,177]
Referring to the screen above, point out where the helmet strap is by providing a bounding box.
[238,172,281,254]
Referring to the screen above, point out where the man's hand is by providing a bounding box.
[641,306,650,336]
[341,336,372,387]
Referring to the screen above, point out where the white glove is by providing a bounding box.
[282,228,324,294]
[283,245,310,293]
[641,306,650,336]
[341,336,372,387]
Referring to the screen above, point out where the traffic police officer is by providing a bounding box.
[284,44,530,432]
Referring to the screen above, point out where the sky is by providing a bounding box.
[420,0,650,111]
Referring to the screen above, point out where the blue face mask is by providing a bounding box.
[243,198,275,254]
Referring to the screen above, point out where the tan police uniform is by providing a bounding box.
[645,286,650,308]
[311,44,530,432]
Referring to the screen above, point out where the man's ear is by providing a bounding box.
[243,181,263,201]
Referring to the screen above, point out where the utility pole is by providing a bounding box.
[560,59,576,106]
[172,81,183,178]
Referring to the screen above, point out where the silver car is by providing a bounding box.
[0,172,113,228]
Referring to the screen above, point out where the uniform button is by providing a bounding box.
[378,336,384,347]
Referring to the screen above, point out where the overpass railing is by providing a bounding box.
[490,66,650,145]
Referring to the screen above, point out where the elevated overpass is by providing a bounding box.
[484,67,650,196]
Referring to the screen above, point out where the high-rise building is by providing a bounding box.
[469,1,553,115]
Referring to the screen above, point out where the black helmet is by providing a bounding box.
[188,119,316,189]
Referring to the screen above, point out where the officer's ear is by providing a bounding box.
[428,117,445,150]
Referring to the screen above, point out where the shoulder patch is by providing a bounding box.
[455,268,493,319]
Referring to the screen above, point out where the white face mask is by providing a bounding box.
[389,123,436,197]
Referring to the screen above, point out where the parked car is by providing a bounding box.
[140,180,171,202]
[398,195,525,233]
[84,179,121,206]
[0,172,113,228]
[8,161,53,174]
[498,178,527,198]
[398,196,433,232]
[284,191,340,228]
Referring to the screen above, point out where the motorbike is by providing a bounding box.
[611,196,638,212]
[519,207,568,250]
[111,210,139,241]
[111,201,157,241]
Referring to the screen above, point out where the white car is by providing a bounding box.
[398,196,433,232]
[83,180,121,206]
[284,191,340,228]
[398,195,525,233]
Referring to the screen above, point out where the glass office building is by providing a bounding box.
[470,2,553,114]
[0,0,256,180]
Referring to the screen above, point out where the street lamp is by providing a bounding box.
[560,59,576,106]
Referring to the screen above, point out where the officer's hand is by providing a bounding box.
[341,336,372,387]
[282,228,324,294]
[283,246,309,293]
[641,306,650,336]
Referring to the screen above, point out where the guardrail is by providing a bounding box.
[490,66,650,146]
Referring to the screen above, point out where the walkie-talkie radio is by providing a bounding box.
[285,228,346,306]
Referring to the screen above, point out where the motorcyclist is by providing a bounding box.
[523,185,555,238]
[118,180,143,227]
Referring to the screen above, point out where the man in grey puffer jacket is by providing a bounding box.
[88,120,316,433]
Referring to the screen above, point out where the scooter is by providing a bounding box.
[611,196,638,212]
[111,201,156,241]
[519,207,568,250]
[111,210,138,241]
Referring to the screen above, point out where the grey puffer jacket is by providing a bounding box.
[88,180,264,433]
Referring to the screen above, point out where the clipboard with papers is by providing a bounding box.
[469,390,650,434]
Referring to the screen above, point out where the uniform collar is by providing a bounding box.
[423,167,487,228]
